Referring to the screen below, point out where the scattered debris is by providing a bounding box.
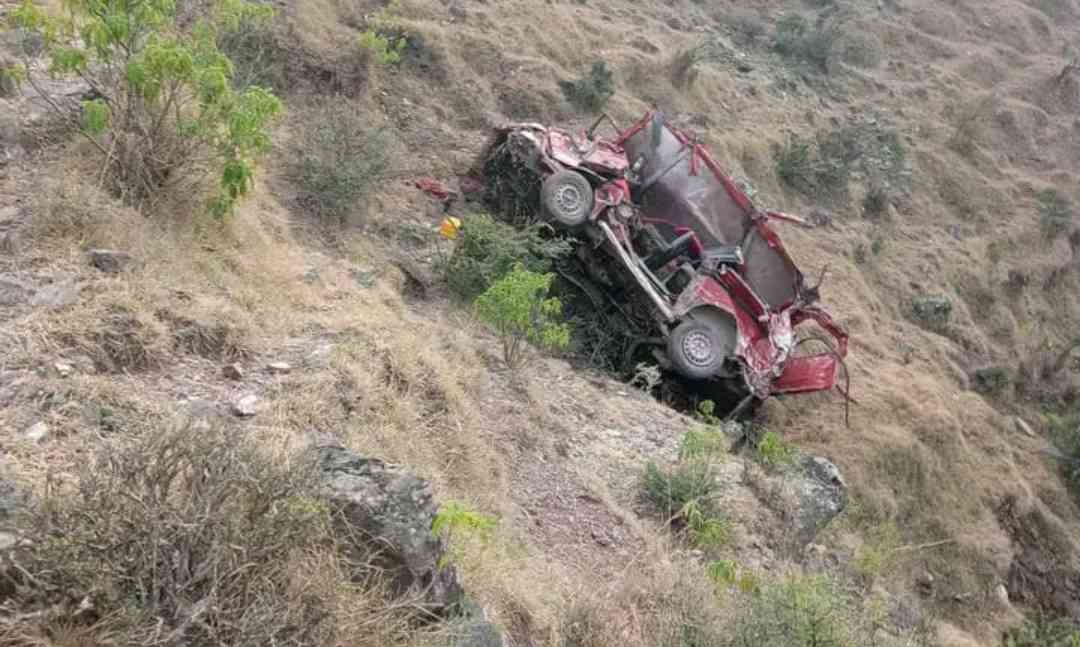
[317,444,464,616]
[916,569,935,596]
[23,421,49,443]
[88,249,133,274]
[222,363,245,381]
[267,362,292,375]
[231,393,259,417]
[1014,417,1037,438]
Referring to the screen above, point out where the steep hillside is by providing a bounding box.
[2,0,1080,645]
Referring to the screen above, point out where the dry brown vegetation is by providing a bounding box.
[4,0,1080,645]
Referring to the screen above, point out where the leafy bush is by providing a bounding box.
[445,213,571,301]
[474,263,571,369]
[669,41,726,89]
[774,131,855,197]
[728,575,868,647]
[0,423,418,646]
[11,0,282,216]
[0,56,23,97]
[973,366,1011,395]
[773,14,838,73]
[645,428,733,551]
[755,431,795,467]
[644,460,715,518]
[559,61,615,112]
[728,14,767,46]
[911,295,953,332]
[1047,411,1080,496]
[432,501,498,569]
[358,0,409,65]
[1038,188,1074,242]
[1003,615,1080,647]
[288,98,392,229]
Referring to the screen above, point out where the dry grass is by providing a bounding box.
[5,0,1080,643]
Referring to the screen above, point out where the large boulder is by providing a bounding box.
[751,455,848,551]
[316,445,464,616]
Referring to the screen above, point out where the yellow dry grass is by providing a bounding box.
[5,0,1080,643]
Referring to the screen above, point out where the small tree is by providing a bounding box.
[559,61,615,112]
[10,0,282,216]
[474,263,570,369]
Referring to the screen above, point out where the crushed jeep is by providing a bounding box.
[467,111,850,416]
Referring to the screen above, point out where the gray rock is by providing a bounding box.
[30,280,79,308]
[317,445,464,616]
[0,274,34,305]
[24,421,49,443]
[755,455,847,549]
[88,249,133,274]
[231,393,259,417]
[222,363,244,381]
[183,399,225,432]
[267,362,292,375]
[53,361,73,378]
[0,478,25,524]
[448,2,468,21]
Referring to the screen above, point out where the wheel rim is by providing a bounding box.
[682,330,717,368]
[554,183,584,215]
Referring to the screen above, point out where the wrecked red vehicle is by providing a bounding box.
[470,111,850,414]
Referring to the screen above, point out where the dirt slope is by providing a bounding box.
[3,0,1080,645]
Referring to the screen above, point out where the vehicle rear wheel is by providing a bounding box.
[668,312,737,380]
[541,170,593,228]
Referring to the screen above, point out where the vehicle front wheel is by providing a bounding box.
[541,170,593,228]
[668,313,737,380]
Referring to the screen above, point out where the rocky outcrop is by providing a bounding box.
[88,249,134,274]
[749,454,848,551]
[316,445,464,616]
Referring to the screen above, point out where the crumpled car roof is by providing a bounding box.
[620,117,803,311]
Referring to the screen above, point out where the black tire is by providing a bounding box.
[541,170,593,228]
[668,311,737,380]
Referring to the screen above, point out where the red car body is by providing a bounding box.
[471,111,850,407]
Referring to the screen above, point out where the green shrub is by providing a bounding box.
[474,263,571,369]
[756,431,795,468]
[728,14,767,45]
[559,61,615,112]
[11,0,282,216]
[1003,615,1080,647]
[1038,188,1074,242]
[911,295,953,332]
[773,14,838,73]
[644,460,731,551]
[445,213,571,301]
[358,0,409,65]
[1048,411,1080,496]
[287,97,392,229]
[644,460,715,516]
[432,501,498,569]
[0,57,24,97]
[973,366,1011,395]
[863,183,890,220]
[680,425,728,459]
[729,575,865,647]
[775,129,857,197]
